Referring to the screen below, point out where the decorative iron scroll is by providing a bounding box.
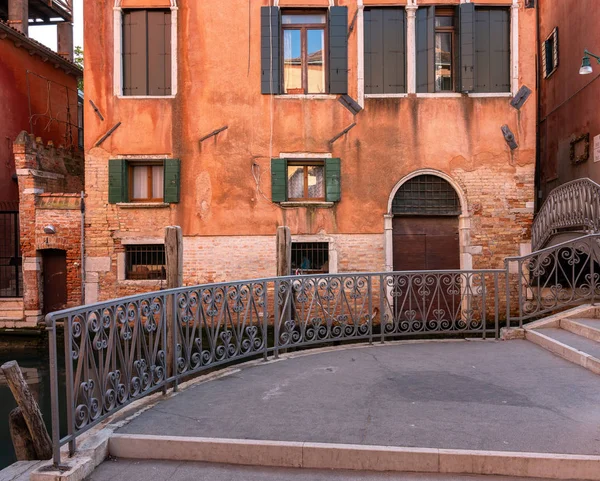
[532,178,600,251]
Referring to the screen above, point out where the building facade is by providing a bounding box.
[83,0,536,302]
[0,0,83,327]
[534,0,600,249]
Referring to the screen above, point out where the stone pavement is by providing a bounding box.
[116,339,600,455]
[87,459,595,481]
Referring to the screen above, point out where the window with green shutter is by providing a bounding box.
[164,159,180,203]
[271,158,341,203]
[108,159,128,204]
[108,158,180,204]
[415,5,510,94]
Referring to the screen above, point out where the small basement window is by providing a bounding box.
[291,242,329,275]
[125,244,166,280]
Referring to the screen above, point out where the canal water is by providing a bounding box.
[0,335,66,470]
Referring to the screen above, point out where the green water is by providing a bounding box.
[0,338,66,470]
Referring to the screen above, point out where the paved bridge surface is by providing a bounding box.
[114,339,600,455]
[88,459,586,481]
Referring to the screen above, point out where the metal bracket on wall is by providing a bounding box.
[525,0,535,8]
[501,125,518,150]
[338,95,363,115]
[510,86,532,110]
[329,122,357,144]
[95,122,121,147]
[89,100,104,121]
[199,126,228,144]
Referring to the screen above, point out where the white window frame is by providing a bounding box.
[113,0,178,98]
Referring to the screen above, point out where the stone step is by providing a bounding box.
[525,328,600,375]
[561,318,600,342]
[0,310,24,318]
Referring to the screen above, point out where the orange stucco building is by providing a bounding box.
[83,0,537,301]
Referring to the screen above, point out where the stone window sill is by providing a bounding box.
[275,94,337,100]
[116,203,170,209]
[280,201,335,208]
[118,279,166,287]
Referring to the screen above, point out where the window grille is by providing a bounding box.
[125,244,166,280]
[392,175,461,216]
[291,242,329,274]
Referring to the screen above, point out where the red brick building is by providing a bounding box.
[0,0,83,327]
[83,0,536,302]
[534,0,600,250]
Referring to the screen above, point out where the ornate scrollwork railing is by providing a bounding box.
[532,178,600,251]
[46,235,600,467]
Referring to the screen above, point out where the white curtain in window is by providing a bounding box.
[152,166,164,199]
[132,166,148,199]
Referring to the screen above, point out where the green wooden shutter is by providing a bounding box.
[325,158,341,203]
[108,159,128,204]
[271,158,287,203]
[459,3,475,93]
[365,8,406,94]
[416,6,434,93]
[328,6,348,94]
[164,159,180,203]
[261,6,281,94]
[474,8,510,93]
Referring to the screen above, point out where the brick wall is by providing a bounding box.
[7,132,84,327]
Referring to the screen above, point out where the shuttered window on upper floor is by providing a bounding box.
[416,5,510,94]
[364,8,406,94]
[261,6,348,95]
[123,9,172,96]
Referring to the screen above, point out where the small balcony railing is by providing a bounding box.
[532,178,600,251]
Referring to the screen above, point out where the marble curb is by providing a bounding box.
[108,434,600,480]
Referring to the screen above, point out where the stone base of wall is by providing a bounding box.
[86,233,386,302]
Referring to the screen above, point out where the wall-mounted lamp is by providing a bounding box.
[580,49,600,75]
[43,225,56,235]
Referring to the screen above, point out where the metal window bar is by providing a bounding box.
[290,242,329,274]
[125,245,166,280]
[392,175,461,215]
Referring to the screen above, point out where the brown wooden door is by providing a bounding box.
[393,217,460,271]
[392,217,461,324]
[42,250,67,314]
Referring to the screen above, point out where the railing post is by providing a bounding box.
[46,315,62,467]
[368,275,373,345]
[64,315,75,456]
[263,281,269,361]
[591,236,596,306]
[504,259,511,329]
[494,272,500,339]
[481,273,487,340]
[380,274,385,344]
[517,259,524,328]
[171,292,179,392]
[274,279,280,359]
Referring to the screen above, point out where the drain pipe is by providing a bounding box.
[80,191,85,305]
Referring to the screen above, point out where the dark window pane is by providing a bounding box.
[435,32,453,91]
[290,242,329,274]
[435,16,454,27]
[283,14,326,24]
[392,175,461,216]
[125,245,166,280]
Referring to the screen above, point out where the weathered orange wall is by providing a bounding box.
[84,0,537,298]
[538,0,600,202]
[0,36,79,204]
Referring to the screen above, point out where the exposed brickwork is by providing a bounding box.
[11,132,84,326]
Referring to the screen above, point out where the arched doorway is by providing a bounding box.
[391,174,461,271]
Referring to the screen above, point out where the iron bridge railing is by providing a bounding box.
[532,178,600,251]
[46,234,600,466]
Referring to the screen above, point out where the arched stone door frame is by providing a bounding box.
[383,169,472,272]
